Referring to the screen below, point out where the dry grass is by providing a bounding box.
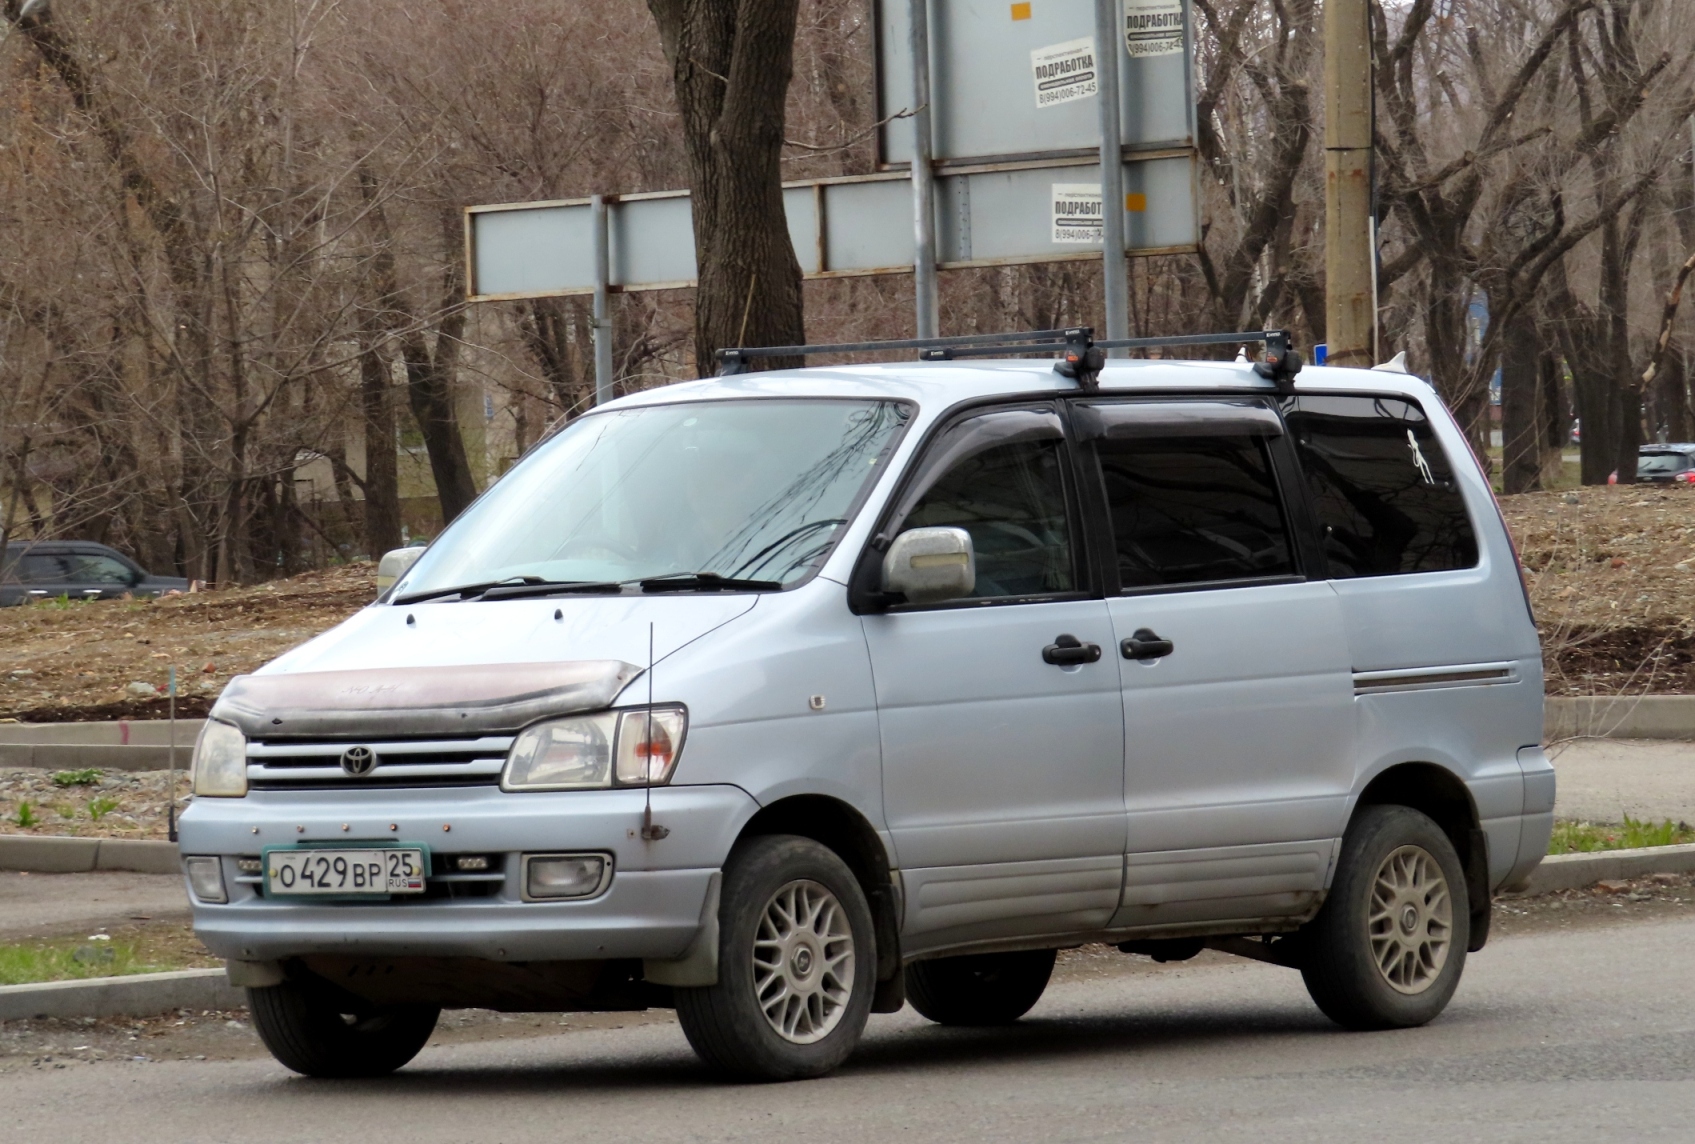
[0,564,375,722]
[1500,486,1695,695]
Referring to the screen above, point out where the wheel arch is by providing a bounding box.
[736,795,902,982]
[1351,761,1491,951]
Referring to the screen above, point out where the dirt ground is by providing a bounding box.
[1503,486,1695,693]
[1,487,1694,722]
[0,870,1687,1073]
[0,564,374,722]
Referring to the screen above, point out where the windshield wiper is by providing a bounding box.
[394,577,620,604]
[480,580,624,601]
[392,580,515,605]
[637,572,783,593]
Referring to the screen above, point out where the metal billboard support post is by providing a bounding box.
[591,194,614,405]
[1095,0,1129,355]
[909,0,939,340]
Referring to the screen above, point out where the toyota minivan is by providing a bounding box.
[179,335,1553,1081]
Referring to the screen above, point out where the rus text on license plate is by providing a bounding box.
[266,848,426,896]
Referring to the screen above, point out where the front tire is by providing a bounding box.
[1300,804,1470,1030]
[674,835,876,1081]
[905,949,1056,1026]
[248,978,439,1077]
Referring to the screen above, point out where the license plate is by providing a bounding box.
[265,847,426,897]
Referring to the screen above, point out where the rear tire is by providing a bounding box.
[905,948,1056,1026]
[674,835,876,1081]
[1300,804,1470,1030]
[248,978,438,1078]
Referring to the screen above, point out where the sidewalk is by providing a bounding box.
[1547,738,1695,823]
[0,870,190,942]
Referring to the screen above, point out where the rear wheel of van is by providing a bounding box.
[248,978,439,1077]
[905,948,1056,1026]
[674,835,877,1081]
[1300,804,1470,1030]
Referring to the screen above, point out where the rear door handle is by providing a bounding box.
[1121,628,1174,661]
[1043,633,1102,666]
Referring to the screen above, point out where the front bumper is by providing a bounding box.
[177,783,757,962]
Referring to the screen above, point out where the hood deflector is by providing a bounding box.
[212,661,642,739]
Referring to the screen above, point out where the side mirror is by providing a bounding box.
[882,526,975,605]
[376,546,426,597]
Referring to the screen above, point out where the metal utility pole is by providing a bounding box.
[1324,0,1375,366]
[910,0,939,340]
[591,194,614,405]
[1095,0,1129,354]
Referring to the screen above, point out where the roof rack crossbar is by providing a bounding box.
[714,326,1302,391]
[1095,331,1275,351]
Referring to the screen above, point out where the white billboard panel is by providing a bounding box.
[466,155,1196,301]
[877,0,1194,165]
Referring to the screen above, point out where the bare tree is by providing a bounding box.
[647,0,807,372]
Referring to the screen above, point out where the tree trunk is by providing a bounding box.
[360,342,402,558]
[646,0,806,373]
[1500,307,1541,494]
[360,173,480,525]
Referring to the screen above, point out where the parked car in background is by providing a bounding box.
[0,541,189,606]
[1636,445,1695,485]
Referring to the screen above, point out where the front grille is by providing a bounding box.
[246,735,513,789]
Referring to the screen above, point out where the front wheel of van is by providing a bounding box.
[905,949,1056,1026]
[1300,804,1470,1031]
[674,835,876,1081]
[248,978,439,1078]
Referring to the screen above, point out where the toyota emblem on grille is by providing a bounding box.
[340,745,376,776]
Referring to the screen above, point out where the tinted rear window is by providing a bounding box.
[1282,395,1478,577]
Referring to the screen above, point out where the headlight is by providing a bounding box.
[502,706,687,792]
[192,720,248,797]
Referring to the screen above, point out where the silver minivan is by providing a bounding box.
[179,337,1553,1081]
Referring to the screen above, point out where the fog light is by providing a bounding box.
[522,853,610,901]
[184,856,228,904]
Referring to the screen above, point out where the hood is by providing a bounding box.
[216,594,760,738]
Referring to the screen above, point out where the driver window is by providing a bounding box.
[896,408,1075,601]
[68,555,136,584]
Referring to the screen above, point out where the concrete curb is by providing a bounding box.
[1545,695,1695,741]
[0,834,179,875]
[0,969,244,1021]
[0,744,185,772]
[1509,842,1695,896]
[0,720,204,773]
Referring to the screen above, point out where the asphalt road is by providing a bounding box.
[8,914,1695,1144]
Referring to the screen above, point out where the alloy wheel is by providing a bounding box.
[1368,844,1453,994]
[751,878,855,1044]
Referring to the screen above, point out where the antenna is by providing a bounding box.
[167,664,178,843]
[640,621,669,841]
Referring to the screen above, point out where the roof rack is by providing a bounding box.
[714,327,1304,392]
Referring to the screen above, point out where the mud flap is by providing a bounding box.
[1466,827,1491,952]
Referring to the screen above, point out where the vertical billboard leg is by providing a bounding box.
[910,0,939,340]
[1096,0,1129,354]
[591,194,614,405]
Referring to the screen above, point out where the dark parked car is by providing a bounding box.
[1637,445,1695,485]
[0,541,189,606]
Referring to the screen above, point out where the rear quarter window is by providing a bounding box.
[1282,394,1478,577]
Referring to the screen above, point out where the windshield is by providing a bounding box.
[1638,452,1690,475]
[395,398,910,597]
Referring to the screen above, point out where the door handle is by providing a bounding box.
[1043,633,1102,666]
[1121,628,1174,661]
